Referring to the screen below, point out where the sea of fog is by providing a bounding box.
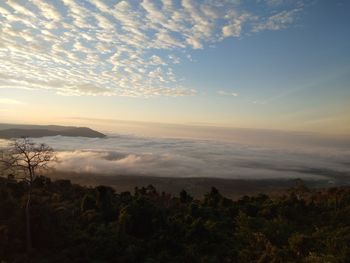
[1,132,349,183]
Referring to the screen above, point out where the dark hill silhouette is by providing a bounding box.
[0,124,105,139]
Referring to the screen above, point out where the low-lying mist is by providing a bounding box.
[1,131,348,182]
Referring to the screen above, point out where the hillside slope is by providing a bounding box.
[0,124,106,138]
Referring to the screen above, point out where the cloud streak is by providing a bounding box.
[0,0,305,97]
[218,90,239,97]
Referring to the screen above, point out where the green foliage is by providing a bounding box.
[0,176,349,262]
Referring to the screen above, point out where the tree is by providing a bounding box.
[288,178,309,200]
[0,138,56,252]
[180,189,193,203]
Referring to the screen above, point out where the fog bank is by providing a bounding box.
[6,134,348,182]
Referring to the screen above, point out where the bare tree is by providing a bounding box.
[0,138,56,252]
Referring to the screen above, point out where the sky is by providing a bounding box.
[0,0,349,135]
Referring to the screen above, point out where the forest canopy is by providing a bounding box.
[0,175,350,263]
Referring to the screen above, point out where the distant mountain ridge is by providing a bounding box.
[0,124,106,139]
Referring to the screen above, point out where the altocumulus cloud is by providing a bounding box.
[0,0,305,97]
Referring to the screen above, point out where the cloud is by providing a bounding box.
[222,12,253,37]
[264,0,286,6]
[5,0,36,18]
[54,150,208,177]
[0,131,345,181]
[218,90,239,97]
[252,8,302,32]
[0,130,344,182]
[30,0,62,22]
[0,0,305,97]
[1,120,349,181]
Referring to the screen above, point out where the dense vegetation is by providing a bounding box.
[0,176,349,263]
